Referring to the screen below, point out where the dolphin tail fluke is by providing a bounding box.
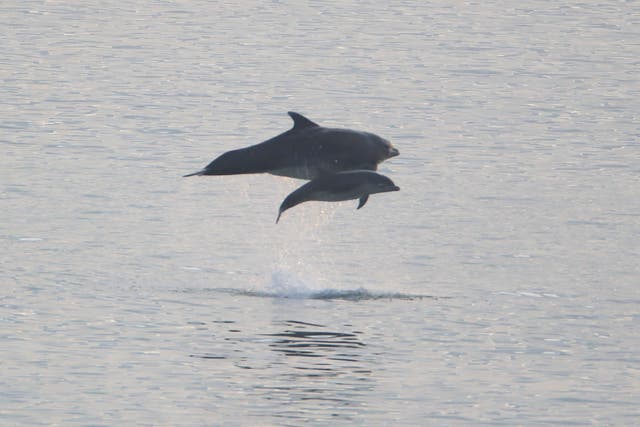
[186,145,278,177]
[276,185,309,224]
[199,147,274,176]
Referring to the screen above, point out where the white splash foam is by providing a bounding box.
[264,270,321,298]
[245,269,432,300]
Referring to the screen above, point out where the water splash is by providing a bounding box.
[265,269,322,298]
[205,270,438,301]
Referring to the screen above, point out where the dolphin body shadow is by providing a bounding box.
[184,112,399,180]
[276,170,400,223]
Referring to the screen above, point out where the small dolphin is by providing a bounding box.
[184,112,399,180]
[276,170,400,223]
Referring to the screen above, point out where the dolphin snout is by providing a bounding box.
[391,185,400,191]
[388,147,399,158]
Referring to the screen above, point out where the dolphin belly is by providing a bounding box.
[310,189,364,202]
[268,162,376,180]
[268,166,319,180]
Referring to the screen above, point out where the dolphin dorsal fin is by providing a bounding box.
[288,111,319,130]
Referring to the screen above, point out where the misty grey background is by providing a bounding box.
[2,1,639,426]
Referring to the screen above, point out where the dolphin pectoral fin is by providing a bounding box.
[288,112,319,130]
[357,195,369,209]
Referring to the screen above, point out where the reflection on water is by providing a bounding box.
[258,320,373,422]
[265,320,367,364]
[191,318,374,423]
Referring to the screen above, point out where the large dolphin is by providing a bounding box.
[276,170,400,223]
[184,112,399,180]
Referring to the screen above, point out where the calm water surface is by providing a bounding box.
[2,1,639,425]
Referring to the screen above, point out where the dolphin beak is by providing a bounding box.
[392,185,400,191]
[388,147,399,158]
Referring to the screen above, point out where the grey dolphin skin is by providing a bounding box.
[276,170,400,223]
[184,112,399,180]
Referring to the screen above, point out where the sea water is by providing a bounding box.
[2,1,639,425]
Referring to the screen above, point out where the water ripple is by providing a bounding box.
[208,286,438,301]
